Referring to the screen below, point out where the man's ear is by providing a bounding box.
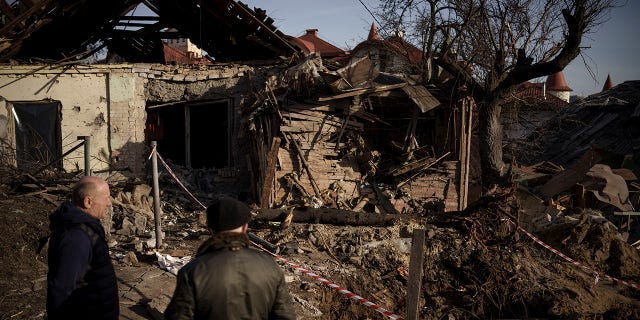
[83,196,92,209]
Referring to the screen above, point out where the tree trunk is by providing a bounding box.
[478,95,507,189]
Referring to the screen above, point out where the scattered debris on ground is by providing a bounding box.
[1,167,638,319]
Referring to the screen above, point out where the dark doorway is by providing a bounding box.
[189,101,229,168]
[151,104,185,165]
[11,101,62,172]
[148,100,230,169]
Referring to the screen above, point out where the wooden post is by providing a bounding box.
[406,229,425,320]
[151,141,163,248]
[462,98,472,210]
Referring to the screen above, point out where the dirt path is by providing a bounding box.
[117,265,175,320]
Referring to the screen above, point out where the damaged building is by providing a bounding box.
[1,2,640,319]
[0,0,473,217]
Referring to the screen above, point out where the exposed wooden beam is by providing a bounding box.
[317,83,407,101]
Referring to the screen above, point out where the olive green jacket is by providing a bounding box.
[165,232,296,320]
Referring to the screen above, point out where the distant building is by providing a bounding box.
[349,23,448,81]
[163,29,211,65]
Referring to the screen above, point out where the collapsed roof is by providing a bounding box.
[0,0,298,63]
[523,80,640,168]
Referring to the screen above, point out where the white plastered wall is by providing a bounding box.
[0,64,147,175]
[548,90,571,103]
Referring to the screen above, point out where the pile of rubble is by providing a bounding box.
[1,142,639,319]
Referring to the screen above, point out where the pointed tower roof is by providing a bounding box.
[545,71,572,91]
[368,23,380,41]
[602,74,613,92]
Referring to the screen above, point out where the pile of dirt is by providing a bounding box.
[1,182,639,320]
[0,186,52,319]
[253,190,640,319]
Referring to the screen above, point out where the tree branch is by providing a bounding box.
[500,2,586,89]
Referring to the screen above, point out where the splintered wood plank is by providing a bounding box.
[280,123,338,134]
[283,104,335,112]
[282,107,331,119]
[282,108,332,120]
[296,141,345,151]
[260,137,281,208]
[282,111,364,130]
[317,83,407,101]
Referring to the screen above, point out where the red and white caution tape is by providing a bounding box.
[150,148,404,319]
[251,241,405,320]
[149,147,207,209]
[508,219,639,290]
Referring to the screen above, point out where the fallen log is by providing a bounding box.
[254,207,397,226]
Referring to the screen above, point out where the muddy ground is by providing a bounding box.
[1,179,639,320]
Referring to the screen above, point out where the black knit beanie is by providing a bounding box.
[206,196,252,231]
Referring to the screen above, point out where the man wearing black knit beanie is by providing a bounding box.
[165,196,296,320]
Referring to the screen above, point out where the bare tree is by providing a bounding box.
[377,0,620,189]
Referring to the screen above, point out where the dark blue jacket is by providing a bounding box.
[46,201,119,320]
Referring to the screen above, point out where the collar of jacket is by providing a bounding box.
[196,232,250,257]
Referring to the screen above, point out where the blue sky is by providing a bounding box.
[243,0,640,97]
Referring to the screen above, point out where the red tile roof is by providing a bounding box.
[511,81,568,107]
[287,36,315,54]
[296,29,347,59]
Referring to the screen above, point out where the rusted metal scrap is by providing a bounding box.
[585,163,633,211]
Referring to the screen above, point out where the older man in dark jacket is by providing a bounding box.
[165,196,296,320]
[47,176,118,320]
